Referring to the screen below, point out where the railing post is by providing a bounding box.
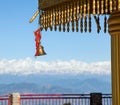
[9,93,20,105]
[90,93,102,105]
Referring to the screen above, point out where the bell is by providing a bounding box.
[35,45,46,56]
[38,45,46,56]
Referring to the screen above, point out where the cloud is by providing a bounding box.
[0,58,111,75]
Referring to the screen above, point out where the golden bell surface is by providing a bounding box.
[38,45,46,56]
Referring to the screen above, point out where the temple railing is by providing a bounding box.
[0,93,112,105]
[102,94,112,105]
[0,95,9,105]
[20,94,90,105]
[20,93,112,105]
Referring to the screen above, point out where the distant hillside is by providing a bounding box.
[0,74,111,95]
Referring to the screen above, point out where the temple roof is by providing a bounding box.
[39,0,72,10]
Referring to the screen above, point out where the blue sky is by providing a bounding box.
[0,0,110,61]
[0,1,111,75]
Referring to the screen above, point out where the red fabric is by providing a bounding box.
[34,28,41,56]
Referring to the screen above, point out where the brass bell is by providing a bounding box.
[38,45,46,56]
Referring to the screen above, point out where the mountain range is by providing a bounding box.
[0,74,111,95]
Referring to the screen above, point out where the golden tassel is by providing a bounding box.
[101,0,104,14]
[45,11,48,31]
[54,7,57,31]
[65,3,67,24]
[47,10,50,29]
[84,0,87,32]
[77,0,80,19]
[59,6,62,31]
[67,3,70,23]
[58,7,60,26]
[63,4,66,32]
[88,0,91,32]
[114,0,117,11]
[97,0,100,14]
[74,1,77,32]
[43,12,45,30]
[70,2,73,22]
[47,10,49,29]
[51,8,54,31]
[67,3,70,32]
[76,0,79,32]
[46,11,48,30]
[93,0,96,15]
[50,9,53,31]
[61,4,64,25]
[56,7,59,26]
[43,12,46,31]
[71,2,74,32]
[89,0,92,32]
[61,5,64,31]
[74,1,77,21]
[110,0,113,13]
[39,12,43,31]
[53,7,56,31]
[79,1,82,20]
[105,0,108,14]
[80,0,83,33]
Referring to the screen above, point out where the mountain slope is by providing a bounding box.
[0,74,111,95]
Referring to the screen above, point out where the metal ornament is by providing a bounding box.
[34,28,46,56]
[37,45,46,56]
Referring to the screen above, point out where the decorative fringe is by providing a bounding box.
[39,0,114,33]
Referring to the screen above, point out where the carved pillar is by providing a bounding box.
[108,11,120,105]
